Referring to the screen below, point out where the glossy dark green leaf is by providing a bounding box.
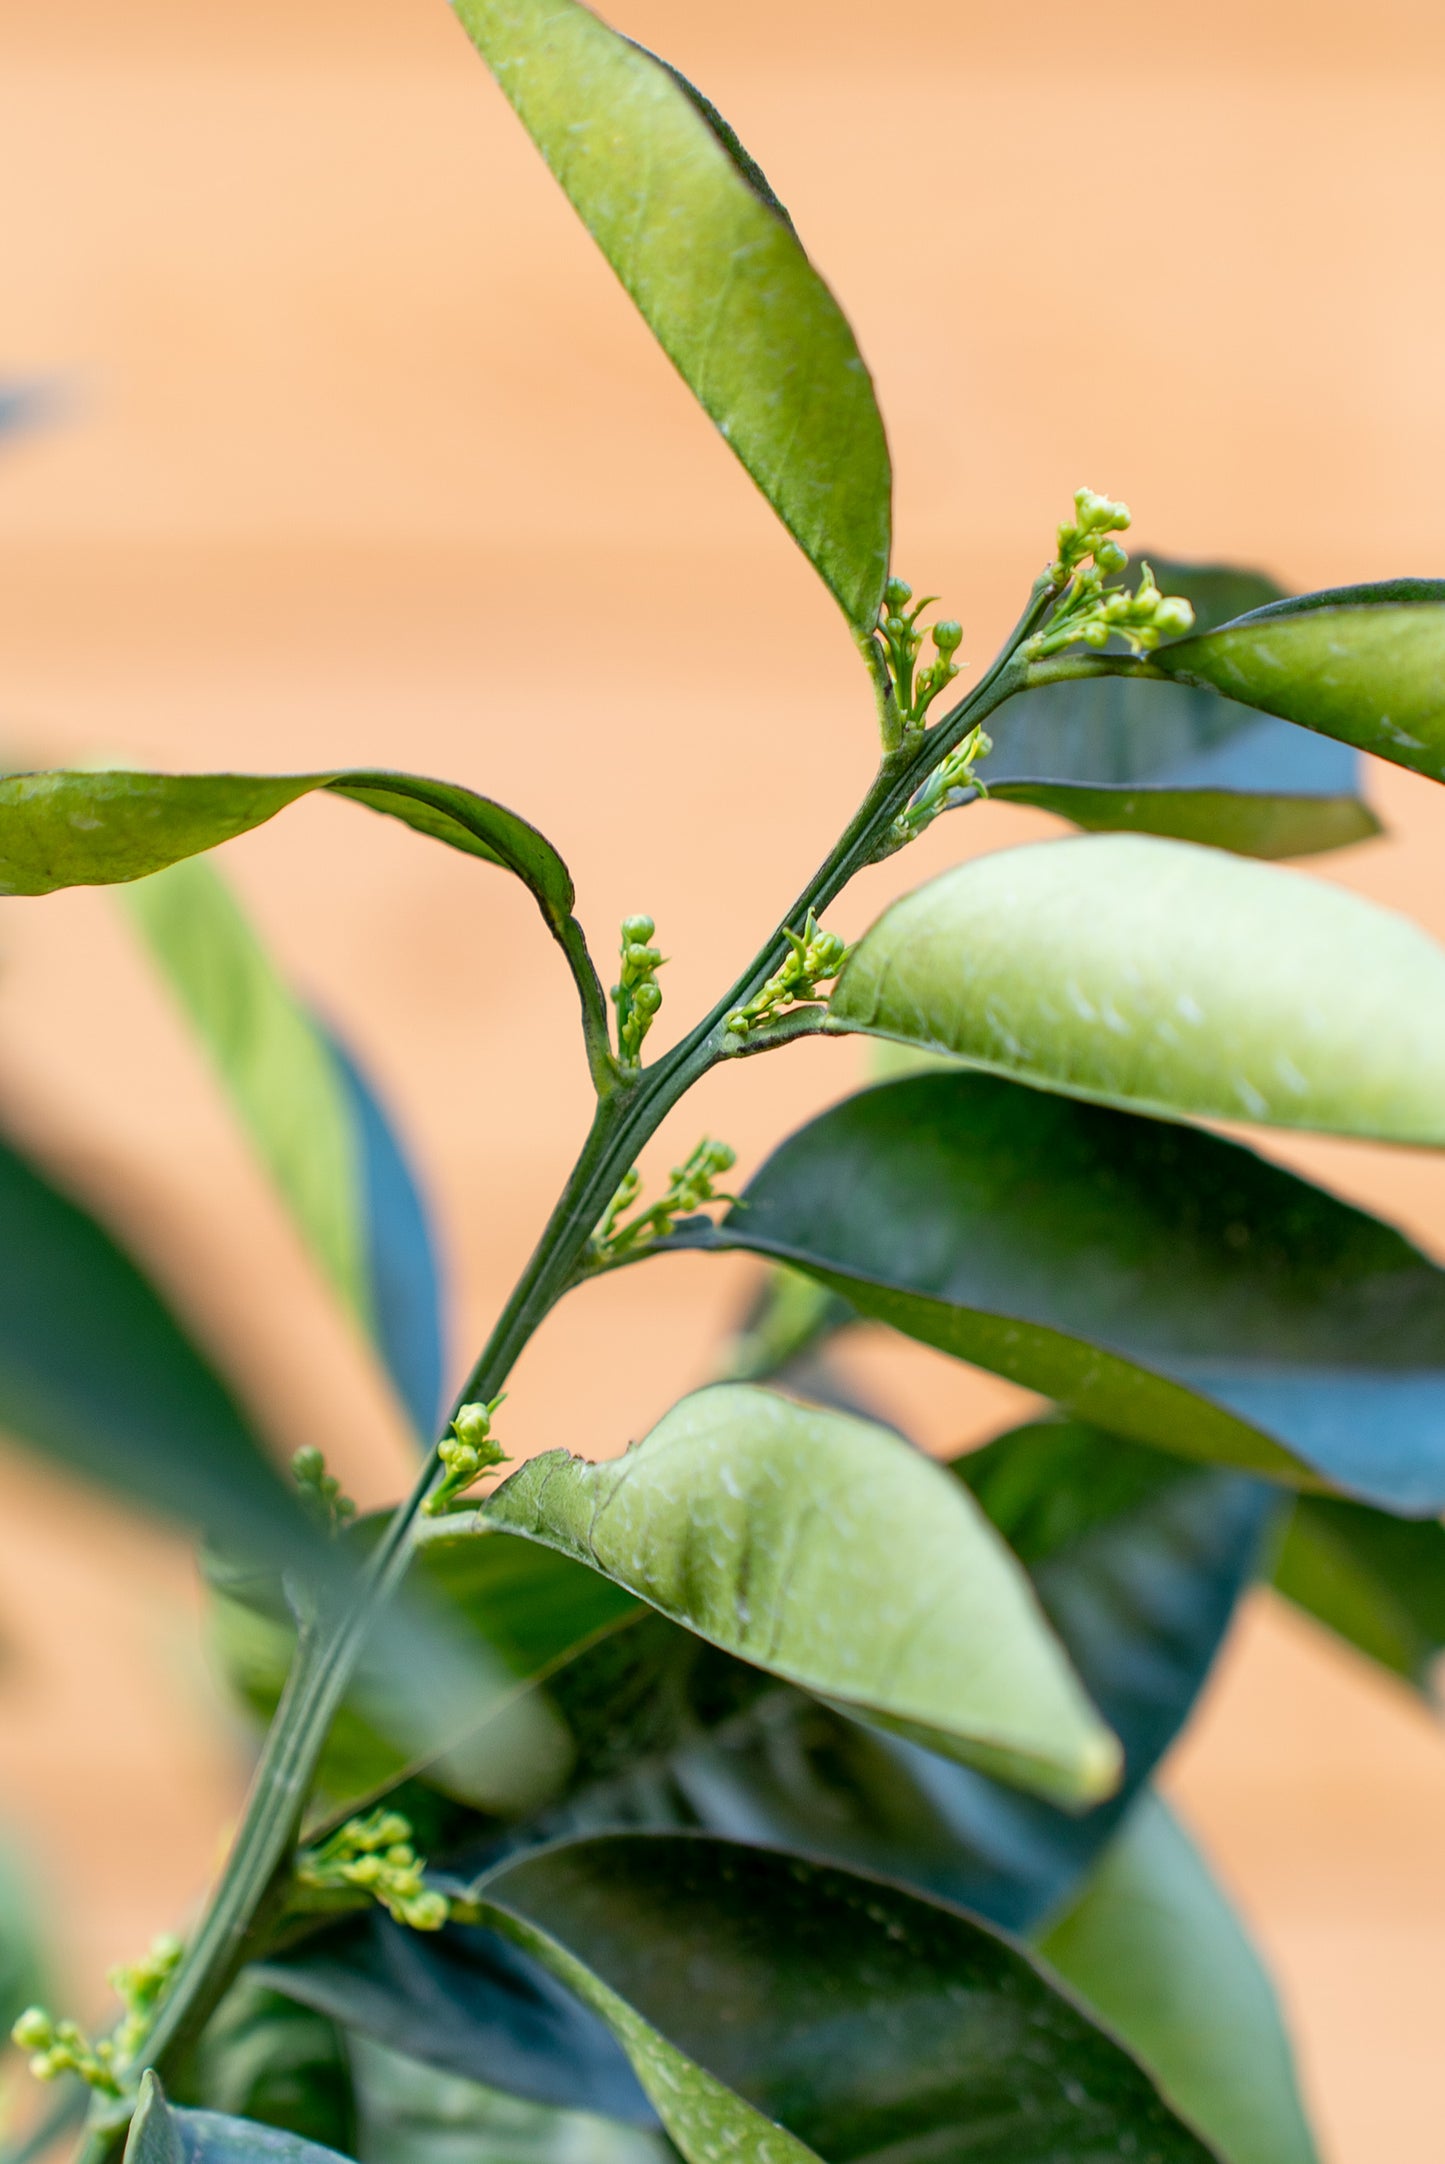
[126,857,446,1438]
[466,1832,1215,2164]
[1272,1494,1445,1692]
[175,1982,356,2156]
[0,767,606,1058]
[449,0,890,631]
[692,1071,1445,1513]
[0,1124,319,1563]
[986,559,1377,858]
[126,2071,356,2162]
[347,2035,674,2164]
[1037,1793,1317,2164]
[480,1383,1119,1804]
[1153,580,1445,782]
[829,834,1445,1144]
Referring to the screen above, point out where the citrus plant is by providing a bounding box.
[3,4,1444,2162]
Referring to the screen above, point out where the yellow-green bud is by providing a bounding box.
[932,620,963,656]
[883,576,913,611]
[1094,538,1128,574]
[620,915,655,944]
[292,1446,325,1482]
[1153,596,1195,636]
[632,982,662,1015]
[12,2009,51,2052]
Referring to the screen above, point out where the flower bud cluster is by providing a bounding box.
[876,577,964,735]
[612,915,665,1069]
[879,723,994,859]
[725,912,850,1039]
[12,1934,183,2095]
[424,1392,509,1516]
[292,1446,356,1536]
[1030,488,1195,661]
[296,1810,449,1933]
[587,1138,738,1268]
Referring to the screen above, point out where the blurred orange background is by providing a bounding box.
[1,0,1444,2156]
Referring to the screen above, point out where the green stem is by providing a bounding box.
[79,609,1044,2162]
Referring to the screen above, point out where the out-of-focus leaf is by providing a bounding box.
[1153,580,1445,783]
[125,2070,356,2161]
[829,833,1445,1145]
[126,861,369,1331]
[1272,1495,1445,1692]
[987,558,1377,858]
[207,1521,639,1812]
[1037,1792,1319,2164]
[691,1071,1445,1513]
[174,1982,356,2155]
[347,2034,675,2164]
[126,857,446,1438]
[480,1383,1119,1805]
[466,1832,1215,2164]
[449,0,890,632]
[324,1031,445,1440]
[0,1126,318,1563]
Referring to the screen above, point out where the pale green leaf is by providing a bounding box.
[480,1382,1120,1806]
[829,832,1445,1143]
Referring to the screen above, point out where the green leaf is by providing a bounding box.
[125,859,448,1437]
[0,767,606,1063]
[1153,580,1445,782]
[448,0,890,631]
[481,1382,1120,1805]
[175,1982,356,2156]
[467,1832,1215,2164]
[1272,1495,1445,1692]
[693,1071,1445,1514]
[829,832,1445,1144]
[987,778,1377,859]
[347,2035,674,2164]
[1037,1792,1319,2164]
[126,859,369,1331]
[125,2070,357,2162]
[207,1519,640,1811]
[0,1122,318,1561]
[987,557,1378,859]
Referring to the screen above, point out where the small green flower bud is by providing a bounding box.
[1094,538,1128,574]
[292,1446,325,1482]
[12,2009,52,2052]
[1080,621,1111,648]
[624,943,661,973]
[620,914,655,945]
[725,1011,750,1034]
[451,1403,492,1448]
[1153,596,1195,636]
[883,576,913,612]
[931,620,963,656]
[632,981,662,1015]
[399,1890,450,1932]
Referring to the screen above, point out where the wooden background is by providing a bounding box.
[0,1,1442,2155]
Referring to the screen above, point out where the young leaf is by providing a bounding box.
[1272,1495,1445,1693]
[466,1833,1216,2163]
[480,1382,1121,1805]
[829,833,1445,1145]
[125,2069,357,2162]
[692,1071,1445,1514]
[448,0,891,632]
[988,558,1377,859]
[0,1123,319,1562]
[1037,1793,1319,2164]
[1153,580,1445,783]
[0,768,608,1072]
[127,858,446,1438]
